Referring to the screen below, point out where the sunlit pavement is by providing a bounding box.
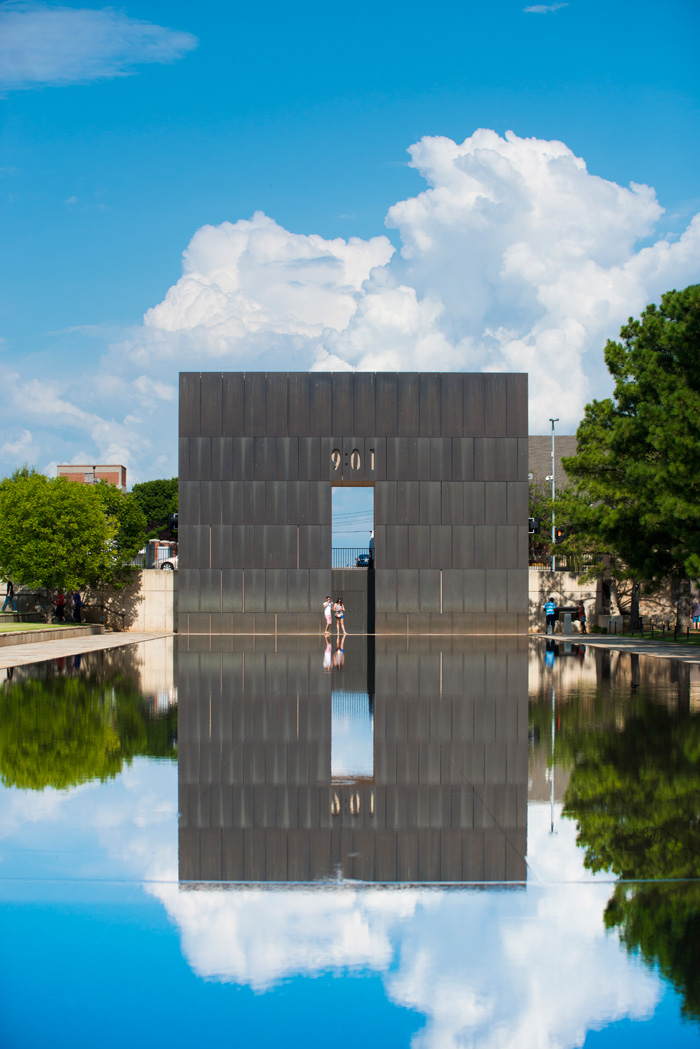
[0,630,173,669]
[534,632,700,663]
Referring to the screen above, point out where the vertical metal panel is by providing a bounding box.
[180,481,200,526]
[265,481,287,524]
[266,373,288,436]
[442,569,464,612]
[265,569,288,612]
[243,480,266,524]
[397,569,420,612]
[200,569,222,613]
[451,438,474,481]
[331,372,354,435]
[298,525,318,568]
[484,374,508,437]
[507,569,528,614]
[430,438,452,481]
[254,437,276,480]
[397,373,419,436]
[179,437,190,481]
[200,481,222,526]
[463,482,485,525]
[211,525,233,569]
[385,526,408,569]
[221,569,244,613]
[244,373,267,436]
[193,525,211,568]
[395,481,418,525]
[485,569,508,613]
[408,524,430,568]
[441,482,463,525]
[221,481,243,524]
[280,525,298,568]
[309,373,332,436]
[517,437,529,482]
[309,567,331,608]
[386,438,402,481]
[178,568,199,611]
[516,526,529,570]
[419,481,441,525]
[235,524,256,568]
[200,373,223,437]
[309,481,331,524]
[375,480,396,528]
[503,438,519,480]
[419,569,441,613]
[496,525,518,569]
[430,526,452,569]
[210,437,233,480]
[506,481,528,525]
[353,372,375,435]
[375,373,398,436]
[288,374,310,436]
[243,569,266,612]
[288,481,309,525]
[484,482,507,525]
[474,526,496,569]
[419,373,441,437]
[288,569,310,612]
[463,569,486,612]
[463,374,485,437]
[222,373,245,436]
[474,438,492,481]
[341,435,366,485]
[440,374,463,436]
[180,373,201,436]
[319,523,331,568]
[232,436,254,480]
[190,437,211,481]
[506,374,527,438]
[276,438,299,481]
[371,437,386,481]
[299,437,320,480]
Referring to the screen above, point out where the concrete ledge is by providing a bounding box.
[0,625,104,648]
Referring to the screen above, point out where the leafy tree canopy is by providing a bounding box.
[0,671,177,791]
[562,284,700,618]
[131,478,177,536]
[0,473,146,591]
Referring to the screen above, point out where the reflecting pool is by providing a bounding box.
[1,635,699,1048]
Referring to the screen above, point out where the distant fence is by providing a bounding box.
[332,547,372,569]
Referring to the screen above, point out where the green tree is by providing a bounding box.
[131,478,178,538]
[93,481,147,582]
[562,284,700,628]
[0,671,177,790]
[0,473,115,592]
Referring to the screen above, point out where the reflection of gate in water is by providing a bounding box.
[178,635,527,883]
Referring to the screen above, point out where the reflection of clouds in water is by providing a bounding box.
[1,768,660,1048]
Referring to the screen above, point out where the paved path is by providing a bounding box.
[534,632,700,664]
[0,631,173,669]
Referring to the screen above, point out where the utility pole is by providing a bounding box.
[549,418,559,573]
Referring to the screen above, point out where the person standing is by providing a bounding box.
[544,596,557,635]
[72,590,82,623]
[323,596,333,636]
[55,591,66,622]
[334,597,346,638]
[692,598,700,630]
[2,579,18,613]
[577,600,587,634]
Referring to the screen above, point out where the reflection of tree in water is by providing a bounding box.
[0,665,177,791]
[560,696,700,1024]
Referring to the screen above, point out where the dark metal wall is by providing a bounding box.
[178,636,528,883]
[179,372,528,633]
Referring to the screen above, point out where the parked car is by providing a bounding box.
[355,553,372,568]
[160,554,178,570]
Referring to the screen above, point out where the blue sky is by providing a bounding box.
[1,0,699,482]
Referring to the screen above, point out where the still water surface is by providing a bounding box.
[0,635,698,1048]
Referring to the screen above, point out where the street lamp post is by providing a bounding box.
[549,417,559,573]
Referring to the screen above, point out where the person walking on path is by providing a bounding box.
[692,598,700,630]
[334,597,346,638]
[544,596,557,635]
[323,596,333,637]
[2,579,18,613]
[54,591,66,623]
[577,600,587,634]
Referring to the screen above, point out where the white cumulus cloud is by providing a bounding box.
[0,1,197,90]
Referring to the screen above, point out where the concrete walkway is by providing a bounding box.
[535,632,700,664]
[0,631,174,669]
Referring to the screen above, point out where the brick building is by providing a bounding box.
[57,464,127,494]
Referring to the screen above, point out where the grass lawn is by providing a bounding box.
[0,621,78,633]
[611,628,700,647]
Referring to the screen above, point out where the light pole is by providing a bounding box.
[549,418,559,572]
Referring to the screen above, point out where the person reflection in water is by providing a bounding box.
[323,640,332,673]
[545,639,556,669]
[333,638,345,669]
